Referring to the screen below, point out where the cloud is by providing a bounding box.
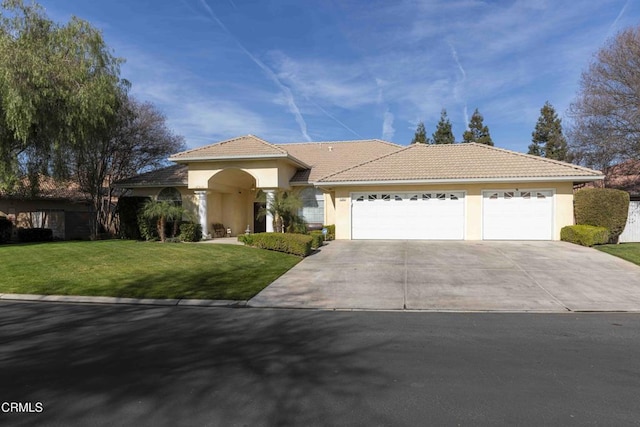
[382,110,395,141]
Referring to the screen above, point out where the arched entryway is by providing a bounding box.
[200,168,263,237]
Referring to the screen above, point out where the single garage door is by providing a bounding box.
[482,190,553,240]
[352,191,465,239]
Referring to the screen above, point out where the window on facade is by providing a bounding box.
[521,191,531,199]
[422,193,431,200]
[158,187,182,206]
[537,192,546,199]
[450,194,458,200]
[381,194,391,201]
[368,194,378,201]
[436,193,446,200]
[394,195,403,201]
[299,187,324,224]
[504,191,514,199]
[355,195,365,202]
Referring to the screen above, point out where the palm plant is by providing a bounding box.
[140,199,185,242]
[257,189,305,233]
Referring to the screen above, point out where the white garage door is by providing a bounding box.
[482,190,553,240]
[351,192,465,240]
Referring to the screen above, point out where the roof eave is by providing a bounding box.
[113,182,188,188]
[315,175,605,186]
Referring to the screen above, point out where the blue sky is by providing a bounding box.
[40,0,638,152]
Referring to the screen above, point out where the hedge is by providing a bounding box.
[239,232,313,256]
[0,217,12,243]
[180,222,203,242]
[560,225,609,247]
[309,230,324,249]
[574,188,629,243]
[17,228,53,243]
[323,224,335,240]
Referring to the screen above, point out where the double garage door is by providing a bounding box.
[351,190,554,240]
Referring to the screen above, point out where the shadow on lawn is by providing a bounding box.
[0,303,395,426]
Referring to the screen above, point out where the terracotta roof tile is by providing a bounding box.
[115,164,188,187]
[318,143,602,183]
[170,135,289,160]
[275,139,402,183]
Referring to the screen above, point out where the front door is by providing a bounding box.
[253,202,266,233]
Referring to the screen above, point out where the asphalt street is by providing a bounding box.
[1,302,640,426]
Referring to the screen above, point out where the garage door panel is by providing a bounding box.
[352,192,464,240]
[483,190,553,240]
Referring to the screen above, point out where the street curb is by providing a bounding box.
[0,293,247,308]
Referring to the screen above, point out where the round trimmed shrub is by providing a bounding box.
[574,188,630,243]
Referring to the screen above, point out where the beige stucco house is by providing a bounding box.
[116,135,604,241]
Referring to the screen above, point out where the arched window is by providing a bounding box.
[157,187,182,206]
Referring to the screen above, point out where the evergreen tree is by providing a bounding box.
[432,109,455,144]
[528,102,568,161]
[462,108,493,146]
[410,121,430,144]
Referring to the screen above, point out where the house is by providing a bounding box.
[115,135,604,241]
[0,175,92,240]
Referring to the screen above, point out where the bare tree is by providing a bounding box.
[72,94,185,237]
[568,27,640,171]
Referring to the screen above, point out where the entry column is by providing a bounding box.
[195,190,209,239]
[265,189,275,232]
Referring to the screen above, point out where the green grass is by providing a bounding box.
[0,240,301,300]
[596,243,640,266]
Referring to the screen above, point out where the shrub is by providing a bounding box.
[180,222,202,242]
[561,225,610,247]
[322,224,335,240]
[309,230,324,249]
[17,228,53,243]
[237,234,254,245]
[0,217,12,243]
[137,212,158,241]
[574,188,629,243]
[246,232,312,256]
[117,196,149,240]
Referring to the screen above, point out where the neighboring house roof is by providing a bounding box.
[275,139,402,183]
[317,143,603,184]
[114,164,188,188]
[169,134,310,168]
[0,175,89,201]
[604,159,640,194]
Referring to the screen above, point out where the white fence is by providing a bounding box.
[620,200,640,243]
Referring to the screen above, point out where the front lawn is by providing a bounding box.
[0,240,301,300]
[596,243,640,267]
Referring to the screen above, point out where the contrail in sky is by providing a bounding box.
[198,0,311,141]
[449,42,469,127]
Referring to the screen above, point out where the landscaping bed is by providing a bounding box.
[0,240,300,300]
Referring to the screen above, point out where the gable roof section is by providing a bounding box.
[318,143,603,184]
[169,134,309,167]
[114,164,188,188]
[275,139,402,183]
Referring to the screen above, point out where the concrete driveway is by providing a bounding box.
[248,241,640,312]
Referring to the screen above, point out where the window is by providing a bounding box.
[409,194,418,201]
[450,194,458,200]
[489,193,499,199]
[536,192,546,199]
[394,195,403,201]
[504,192,514,199]
[368,194,378,201]
[521,191,531,199]
[436,193,446,200]
[355,195,365,202]
[158,187,182,206]
[300,187,324,224]
[422,193,431,200]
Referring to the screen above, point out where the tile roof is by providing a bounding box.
[275,139,402,183]
[170,135,293,161]
[0,175,89,200]
[318,143,603,183]
[114,164,188,187]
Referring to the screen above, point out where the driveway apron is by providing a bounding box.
[248,241,640,312]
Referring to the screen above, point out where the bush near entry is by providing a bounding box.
[561,225,609,247]
[0,217,12,243]
[179,222,202,242]
[309,230,324,249]
[574,188,629,243]
[238,232,313,257]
